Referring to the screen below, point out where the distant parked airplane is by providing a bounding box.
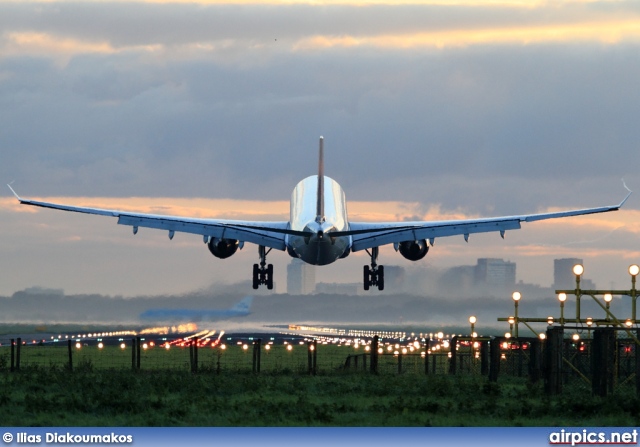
[139,296,253,322]
[8,138,631,291]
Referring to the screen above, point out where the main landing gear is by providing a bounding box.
[363,247,384,291]
[252,245,273,290]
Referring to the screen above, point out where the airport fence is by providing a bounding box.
[0,337,362,375]
[2,328,639,397]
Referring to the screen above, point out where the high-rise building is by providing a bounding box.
[554,258,583,289]
[475,258,516,287]
[287,258,316,294]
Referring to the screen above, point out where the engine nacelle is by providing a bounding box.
[207,238,239,259]
[398,240,429,261]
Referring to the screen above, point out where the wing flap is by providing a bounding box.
[118,215,287,250]
[9,187,290,251]
[351,220,521,251]
[348,191,630,252]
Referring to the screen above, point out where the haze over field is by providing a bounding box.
[1,0,640,299]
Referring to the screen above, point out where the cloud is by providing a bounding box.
[1,0,639,298]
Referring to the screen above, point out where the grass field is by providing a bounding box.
[1,363,639,426]
[2,341,639,427]
[0,342,447,375]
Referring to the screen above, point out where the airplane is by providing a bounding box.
[8,137,631,291]
[139,296,253,322]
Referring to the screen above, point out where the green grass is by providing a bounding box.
[1,344,638,427]
[0,367,639,427]
[1,343,447,374]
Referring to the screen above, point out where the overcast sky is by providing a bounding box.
[1,0,640,298]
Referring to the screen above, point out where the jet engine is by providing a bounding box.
[398,240,429,261]
[207,238,240,259]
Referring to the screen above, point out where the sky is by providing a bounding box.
[1,0,640,298]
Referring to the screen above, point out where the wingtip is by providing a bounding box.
[619,190,632,208]
[7,183,21,201]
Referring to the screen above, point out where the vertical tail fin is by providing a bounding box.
[232,296,253,312]
[316,136,325,223]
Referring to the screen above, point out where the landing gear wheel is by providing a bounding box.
[252,245,274,290]
[363,265,370,291]
[267,264,274,290]
[363,247,384,291]
[252,264,260,290]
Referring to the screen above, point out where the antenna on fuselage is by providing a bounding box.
[316,136,325,223]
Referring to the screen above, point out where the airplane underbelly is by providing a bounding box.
[289,235,350,266]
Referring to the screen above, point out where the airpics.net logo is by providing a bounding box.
[549,429,638,446]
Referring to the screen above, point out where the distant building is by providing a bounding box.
[287,258,316,294]
[554,258,583,290]
[475,258,516,288]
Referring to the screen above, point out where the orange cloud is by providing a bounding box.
[5,195,636,217]
[294,20,640,50]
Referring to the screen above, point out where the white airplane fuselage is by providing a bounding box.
[286,175,351,265]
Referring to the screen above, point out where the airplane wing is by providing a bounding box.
[7,185,296,251]
[342,192,632,252]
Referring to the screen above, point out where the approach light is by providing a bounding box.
[586,317,593,327]
[573,264,584,276]
[604,293,613,303]
[512,292,521,302]
[558,293,567,303]
[630,265,640,277]
[469,316,477,324]
[547,316,554,325]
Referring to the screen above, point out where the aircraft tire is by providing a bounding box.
[252,264,259,289]
[378,265,385,291]
[267,264,274,290]
[363,265,370,291]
